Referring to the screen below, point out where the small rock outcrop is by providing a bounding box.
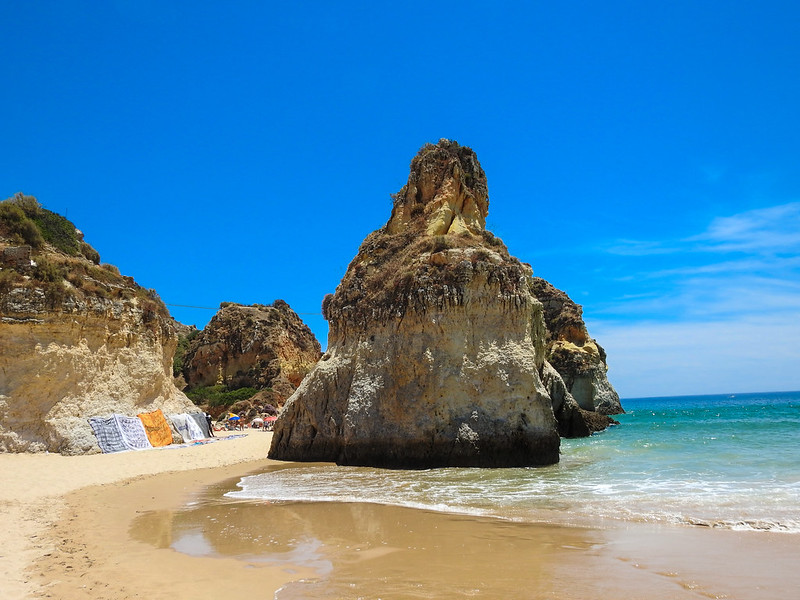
[270,140,621,468]
[181,301,321,402]
[531,278,623,436]
[0,194,196,454]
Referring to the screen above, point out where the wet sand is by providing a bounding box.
[0,430,309,599]
[3,431,798,599]
[131,468,800,600]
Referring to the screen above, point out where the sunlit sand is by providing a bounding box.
[1,431,797,599]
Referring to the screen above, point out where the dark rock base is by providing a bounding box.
[268,432,561,469]
[556,404,620,438]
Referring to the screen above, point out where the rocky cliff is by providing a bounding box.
[531,278,621,412]
[181,300,322,402]
[0,194,195,454]
[269,140,621,468]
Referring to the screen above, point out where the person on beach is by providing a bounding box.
[205,412,215,437]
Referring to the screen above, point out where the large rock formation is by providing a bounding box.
[181,300,322,401]
[269,140,622,468]
[0,194,195,454]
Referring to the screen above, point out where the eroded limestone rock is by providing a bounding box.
[530,278,622,416]
[0,197,195,454]
[181,300,321,401]
[270,140,619,467]
[0,287,195,454]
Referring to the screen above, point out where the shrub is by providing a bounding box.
[20,219,44,248]
[80,279,110,299]
[0,269,23,293]
[33,258,66,283]
[134,287,170,320]
[472,249,492,263]
[31,209,81,255]
[481,229,504,247]
[173,329,199,376]
[3,194,102,261]
[100,263,120,275]
[0,201,26,227]
[43,280,68,308]
[88,264,124,285]
[8,192,42,215]
[141,299,159,324]
[431,235,450,253]
[0,201,44,248]
[80,242,100,264]
[65,269,85,289]
[185,385,260,408]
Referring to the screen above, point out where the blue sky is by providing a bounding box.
[3,1,799,398]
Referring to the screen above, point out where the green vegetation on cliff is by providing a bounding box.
[173,328,199,376]
[184,385,261,408]
[0,192,169,320]
[0,193,97,260]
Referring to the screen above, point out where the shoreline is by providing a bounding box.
[0,430,305,599]
[2,431,798,599]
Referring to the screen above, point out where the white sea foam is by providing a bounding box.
[226,464,800,533]
[227,392,800,534]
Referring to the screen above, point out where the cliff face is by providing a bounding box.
[0,195,195,454]
[181,300,322,401]
[531,278,622,417]
[270,140,617,468]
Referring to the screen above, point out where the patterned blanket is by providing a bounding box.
[189,412,211,438]
[114,414,153,450]
[88,415,128,453]
[137,409,173,447]
[89,411,224,453]
[169,413,206,442]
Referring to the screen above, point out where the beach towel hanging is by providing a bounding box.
[167,414,185,443]
[88,415,127,453]
[169,413,205,442]
[189,412,211,438]
[168,413,191,442]
[184,413,206,440]
[137,409,173,447]
[114,414,153,450]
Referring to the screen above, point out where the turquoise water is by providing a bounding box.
[228,391,800,532]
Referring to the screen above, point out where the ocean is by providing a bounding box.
[227,390,800,533]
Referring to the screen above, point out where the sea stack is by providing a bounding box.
[269,140,621,468]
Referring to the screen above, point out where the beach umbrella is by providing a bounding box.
[228,415,240,421]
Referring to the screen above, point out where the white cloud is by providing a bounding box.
[590,315,800,399]
[605,239,683,256]
[599,202,800,319]
[588,201,800,398]
[639,255,800,279]
[606,201,800,257]
[595,273,800,321]
[689,202,800,254]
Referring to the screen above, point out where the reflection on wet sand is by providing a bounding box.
[132,482,604,598]
[130,467,800,600]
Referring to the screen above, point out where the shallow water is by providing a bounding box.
[228,391,800,532]
[131,391,800,598]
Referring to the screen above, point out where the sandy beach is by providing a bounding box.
[2,430,798,600]
[0,431,308,599]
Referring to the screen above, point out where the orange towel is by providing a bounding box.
[137,409,173,447]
